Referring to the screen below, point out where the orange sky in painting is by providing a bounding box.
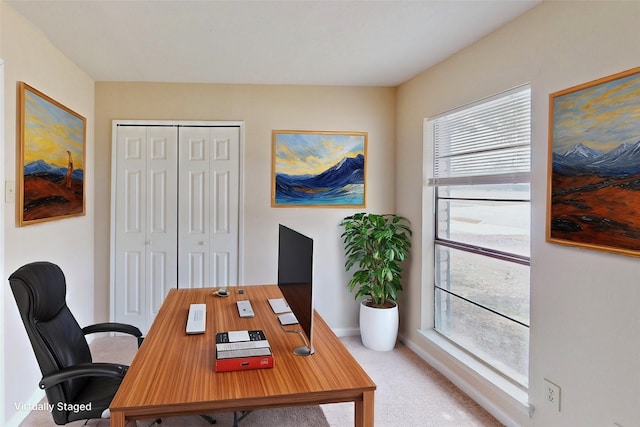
[23,87,85,169]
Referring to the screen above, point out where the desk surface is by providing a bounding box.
[109,285,376,426]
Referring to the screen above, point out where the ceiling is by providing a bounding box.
[7,0,541,87]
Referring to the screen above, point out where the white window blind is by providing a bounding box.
[430,86,531,186]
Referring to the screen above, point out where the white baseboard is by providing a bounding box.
[5,388,45,427]
[330,327,359,338]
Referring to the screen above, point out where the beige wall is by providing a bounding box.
[1,2,96,425]
[94,83,396,332]
[397,1,640,426]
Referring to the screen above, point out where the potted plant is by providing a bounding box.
[340,212,412,351]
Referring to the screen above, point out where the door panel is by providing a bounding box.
[149,250,169,315]
[179,129,210,288]
[124,251,142,315]
[145,127,178,320]
[124,170,142,233]
[178,127,240,288]
[188,252,206,288]
[213,171,230,233]
[210,129,240,287]
[114,126,177,332]
[188,170,207,234]
[115,127,147,328]
[214,252,230,286]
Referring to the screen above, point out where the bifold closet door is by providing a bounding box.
[113,126,178,332]
[178,126,240,288]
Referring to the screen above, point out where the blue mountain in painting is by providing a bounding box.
[24,159,84,181]
[553,140,640,177]
[275,154,364,203]
[312,154,364,187]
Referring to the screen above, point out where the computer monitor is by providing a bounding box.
[277,224,314,356]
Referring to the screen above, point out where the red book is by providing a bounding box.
[214,354,274,372]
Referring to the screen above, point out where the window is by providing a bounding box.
[427,86,531,387]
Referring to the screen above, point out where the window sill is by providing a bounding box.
[411,329,532,423]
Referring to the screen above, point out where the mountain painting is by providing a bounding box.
[18,82,86,226]
[548,67,640,255]
[272,130,366,207]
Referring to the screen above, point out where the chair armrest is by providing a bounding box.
[39,362,128,390]
[82,322,142,338]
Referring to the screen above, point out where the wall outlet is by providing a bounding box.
[544,378,561,412]
[5,180,15,203]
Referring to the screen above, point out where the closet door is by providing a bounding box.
[114,126,178,332]
[178,126,240,288]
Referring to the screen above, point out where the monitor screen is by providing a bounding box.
[277,224,314,355]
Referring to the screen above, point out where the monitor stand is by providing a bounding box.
[283,329,315,356]
[294,345,314,356]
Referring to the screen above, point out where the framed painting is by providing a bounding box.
[17,82,86,226]
[547,67,640,256]
[272,130,367,207]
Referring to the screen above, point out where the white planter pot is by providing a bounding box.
[359,300,398,351]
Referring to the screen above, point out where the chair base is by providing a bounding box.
[149,415,214,426]
[201,414,216,424]
[233,411,251,427]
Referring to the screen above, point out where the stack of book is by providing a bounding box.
[214,330,274,372]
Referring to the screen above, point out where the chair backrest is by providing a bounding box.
[9,261,92,424]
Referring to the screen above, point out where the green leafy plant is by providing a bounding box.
[340,213,412,308]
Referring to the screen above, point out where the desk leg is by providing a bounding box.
[354,390,375,427]
[110,410,126,427]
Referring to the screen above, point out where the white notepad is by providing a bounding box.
[268,298,292,314]
[228,330,250,342]
[278,312,298,326]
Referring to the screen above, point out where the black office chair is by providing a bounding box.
[8,261,144,425]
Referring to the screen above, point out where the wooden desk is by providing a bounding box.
[109,286,376,426]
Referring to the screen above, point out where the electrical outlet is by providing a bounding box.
[544,378,561,412]
[5,180,15,203]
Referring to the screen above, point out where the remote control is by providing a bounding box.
[236,300,255,318]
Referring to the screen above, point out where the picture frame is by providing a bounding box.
[547,67,640,256]
[17,82,86,226]
[272,130,367,207]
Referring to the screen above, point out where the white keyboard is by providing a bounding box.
[186,303,206,334]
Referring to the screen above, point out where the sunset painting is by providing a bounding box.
[18,82,86,225]
[272,130,366,207]
[548,67,640,256]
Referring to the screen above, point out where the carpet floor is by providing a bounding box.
[19,335,502,426]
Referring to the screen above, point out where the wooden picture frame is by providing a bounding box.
[17,82,86,226]
[547,67,640,256]
[272,130,367,207]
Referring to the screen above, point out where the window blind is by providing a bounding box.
[429,86,531,186]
